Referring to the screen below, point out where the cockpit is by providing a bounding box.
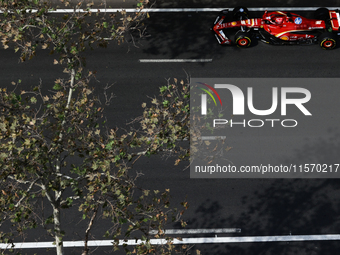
[263,11,295,25]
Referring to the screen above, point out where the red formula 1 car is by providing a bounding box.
[212,7,340,49]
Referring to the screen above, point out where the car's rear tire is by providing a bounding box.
[233,6,249,20]
[235,31,252,48]
[319,32,336,49]
[314,8,329,21]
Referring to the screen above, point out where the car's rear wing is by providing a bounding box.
[329,10,340,31]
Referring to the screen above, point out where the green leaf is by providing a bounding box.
[91,161,98,170]
[163,100,169,107]
[53,83,62,90]
[30,97,37,104]
[70,46,77,55]
[114,155,120,162]
[105,140,114,150]
[42,27,48,34]
[160,86,168,94]
[66,197,73,206]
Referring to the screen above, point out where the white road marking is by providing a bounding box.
[200,136,227,140]
[2,234,340,249]
[149,228,241,235]
[1,7,337,14]
[139,59,212,63]
[144,7,340,12]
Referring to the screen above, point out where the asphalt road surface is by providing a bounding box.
[2,2,340,255]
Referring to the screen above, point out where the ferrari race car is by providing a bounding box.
[212,7,340,49]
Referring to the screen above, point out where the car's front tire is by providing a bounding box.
[235,31,252,48]
[319,32,337,49]
[233,6,249,20]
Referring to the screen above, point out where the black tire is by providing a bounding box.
[235,31,252,48]
[233,6,249,20]
[314,7,329,20]
[318,32,337,49]
[219,9,229,15]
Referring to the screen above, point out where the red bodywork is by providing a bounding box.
[213,10,337,45]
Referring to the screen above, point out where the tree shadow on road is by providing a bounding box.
[140,11,234,61]
[185,129,340,254]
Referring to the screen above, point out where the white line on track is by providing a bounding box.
[149,228,241,235]
[139,59,212,63]
[2,7,339,14]
[129,7,340,12]
[200,136,227,140]
[2,234,340,249]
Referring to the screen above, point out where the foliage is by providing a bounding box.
[0,1,189,255]
[0,0,148,68]
[0,78,187,254]
[137,77,229,167]
[138,78,190,166]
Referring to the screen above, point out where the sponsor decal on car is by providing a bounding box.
[294,17,302,24]
[219,30,227,39]
[275,30,304,38]
[245,19,257,27]
[330,11,340,30]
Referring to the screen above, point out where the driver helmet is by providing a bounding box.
[275,17,284,24]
